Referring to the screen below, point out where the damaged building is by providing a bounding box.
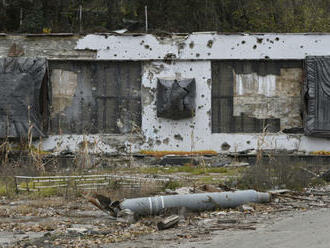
[1,32,330,155]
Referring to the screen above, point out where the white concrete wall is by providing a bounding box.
[141,61,211,151]
[76,33,330,60]
[138,60,330,154]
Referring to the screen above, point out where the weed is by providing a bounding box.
[237,154,326,191]
[163,180,182,190]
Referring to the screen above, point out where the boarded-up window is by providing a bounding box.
[49,61,141,134]
[212,61,303,133]
[305,56,330,137]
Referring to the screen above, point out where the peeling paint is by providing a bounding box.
[141,85,155,105]
[235,73,276,97]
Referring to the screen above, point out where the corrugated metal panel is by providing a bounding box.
[49,61,141,134]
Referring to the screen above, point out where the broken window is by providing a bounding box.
[49,61,141,134]
[157,78,196,120]
[0,57,47,138]
[211,60,303,133]
[304,56,330,137]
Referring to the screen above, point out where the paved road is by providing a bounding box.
[180,208,330,248]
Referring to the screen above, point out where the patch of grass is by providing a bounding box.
[0,185,8,196]
[0,177,16,198]
[32,187,59,197]
[25,198,65,209]
[198,176,217,184]
[163,180,182,190]
[131,165,237,175]
[14,205,39,216]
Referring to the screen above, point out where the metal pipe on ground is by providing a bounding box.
[120,190,271,216]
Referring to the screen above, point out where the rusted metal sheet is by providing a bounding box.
[49,61,141,134]
[212,61,302,133]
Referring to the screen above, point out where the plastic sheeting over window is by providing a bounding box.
[157,78,196,120]
[304,56,330,137]
[0,58,47,138]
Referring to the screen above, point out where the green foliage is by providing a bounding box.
[19,8,44,33]
[163,180,182,190]
[2,0,330,33]
[0,177,16,198]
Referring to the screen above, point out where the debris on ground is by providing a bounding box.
[199,184,222,192]
[321,169,330,181]
[157,215,180,230]
[172,186,194,195]
[241,204,255,212]
[224,162,250,167]
[1,183,330,247]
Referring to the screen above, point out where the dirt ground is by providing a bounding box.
[0,184,329,248]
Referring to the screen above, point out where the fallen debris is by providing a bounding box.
[157,215,180,230]
[209,224,256,231]
[117,209,135,223]
[172,187,194,195]
[268,189,292,195]
[1,184,330,247]
[66,227,89,235]
[321,169,330,182]
[224,162,250,168]
[200,184,222,192]
[217,219,239,224]
[241,204,255,212]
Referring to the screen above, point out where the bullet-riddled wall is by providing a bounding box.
[2,33,330,154]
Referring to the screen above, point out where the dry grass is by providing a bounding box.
[14,205,39,216]
[236,154,327,191]
[310,151,330,155]
[26,198,65,209]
